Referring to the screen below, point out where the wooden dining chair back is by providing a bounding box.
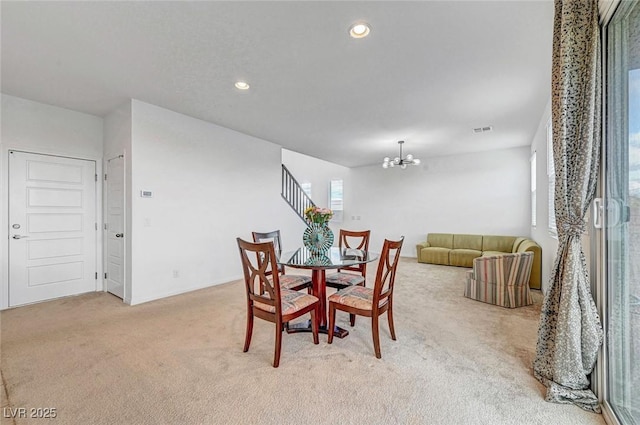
[328,237,404,358]
[325,229,371,290]
[252,230,312,292]
[237,238,319,368]
[251,230,284,273]
[372,237,403,309]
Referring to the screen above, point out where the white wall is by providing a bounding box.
[530,100,558,294]
[1,94,104,158]
[1,96,311,307]
[281,149,352,240]
[0,94,546,306]
[0,94,104,309]
[127,100,299,305]
[104,101,132,160]
[349,147,532,255]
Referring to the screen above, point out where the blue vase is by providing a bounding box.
[303,223,334,254]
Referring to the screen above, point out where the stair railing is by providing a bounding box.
[281,164,315,224]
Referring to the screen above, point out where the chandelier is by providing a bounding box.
[382,141,421,169]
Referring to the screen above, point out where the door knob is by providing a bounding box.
[115,233,124,238]
[12,235,29,239]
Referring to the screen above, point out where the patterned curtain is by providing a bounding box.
[533,0,603,413]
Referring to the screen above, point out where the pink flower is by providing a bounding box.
[304,206,333,224]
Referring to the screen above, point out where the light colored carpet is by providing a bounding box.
[0,259,606,425]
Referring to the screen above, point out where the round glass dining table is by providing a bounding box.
[278,246,378,338]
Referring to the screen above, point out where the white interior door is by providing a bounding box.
[105,155,125,299]
[9,151,97,307]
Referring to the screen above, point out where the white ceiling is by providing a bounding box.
[1,1,553,168]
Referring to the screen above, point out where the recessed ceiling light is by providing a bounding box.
[234,81,250,90]
[349,22,370,39]
[473,125,493,133]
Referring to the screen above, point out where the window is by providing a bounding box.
[300,182,312,198]
[547,120,557,236]
[531,151,537,227]
[603,2,640,424]
[329,179,343,223]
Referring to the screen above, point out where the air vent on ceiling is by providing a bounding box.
[473,126,493,133]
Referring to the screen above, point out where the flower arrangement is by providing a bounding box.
[304,206,333,224]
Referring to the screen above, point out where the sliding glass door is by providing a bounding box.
[604,1,640,423]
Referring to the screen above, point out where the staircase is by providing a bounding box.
[281,164,315,223]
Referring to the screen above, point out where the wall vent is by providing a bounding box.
[473,126,493,133]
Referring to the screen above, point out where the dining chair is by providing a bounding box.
[324,229,371,326]
[252,230,312,292]
[237,238,319,368]
[327,237,404,359]
[325,229,371,290]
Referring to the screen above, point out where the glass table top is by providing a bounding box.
[278,246,378,269]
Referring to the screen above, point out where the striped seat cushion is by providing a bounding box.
[328,285,386,310]
[325,272,365,287]
[255,289,318,316]
[277,274,312,290]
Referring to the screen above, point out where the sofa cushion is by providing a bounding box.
[512,237,527,253]
[450,249,482,267]
[453,234,483,250]
[426,233,453,249]
[482,251,506,258]
[420,247,450,265]
[482,235,517,253]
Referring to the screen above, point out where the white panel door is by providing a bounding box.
[9,151,97,307]
[105,155,125,299]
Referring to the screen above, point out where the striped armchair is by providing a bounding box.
[464,252,534,308]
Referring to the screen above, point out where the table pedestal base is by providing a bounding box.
[286,321,349,339]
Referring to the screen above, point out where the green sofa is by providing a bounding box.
[415,233,542,289]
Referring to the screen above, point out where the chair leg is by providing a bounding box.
[310,306,319,345]
[328,303,336,344]
[273,321,283,368]
[243,307,254,352]
[372,315,381,359]
[388,301,396,341]
[351,282,365,326]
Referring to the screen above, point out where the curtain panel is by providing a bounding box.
[533,0,604,413]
